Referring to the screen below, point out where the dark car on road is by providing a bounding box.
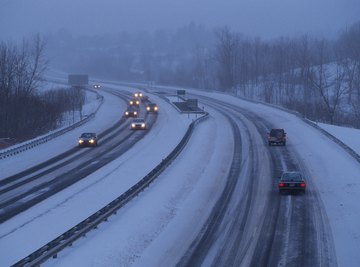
[146,103,158,113]
[124,106,138,117]
[78,133,98,147]
[268,128,286,146]
[278,171,306,194]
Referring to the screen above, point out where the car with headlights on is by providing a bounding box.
[146,103,158,113]
[278,171,306,194]
[129,98,140,106]
[133,92,143,98]
[78,132,98,147]
[93,84,101,89]
[124,106,138,117]
[131,118,146,130]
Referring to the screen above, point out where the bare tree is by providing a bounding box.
[24,34,47,94]
[0,35,51,138]
[308,39,347,124]
[193,46,215,89]
[214,26,239,91]
[337,22,360,121]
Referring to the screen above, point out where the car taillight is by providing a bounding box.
[278,183,285,187]
[300,183,306,187]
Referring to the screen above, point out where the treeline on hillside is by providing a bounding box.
[48,21,360,126]
[207,24,360,126]
[0,35,85,140]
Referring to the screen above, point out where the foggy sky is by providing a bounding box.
[1,0,360,40]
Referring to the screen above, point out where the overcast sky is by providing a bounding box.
[1,0,360,40]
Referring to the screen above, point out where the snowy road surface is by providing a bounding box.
[0,83,359,266]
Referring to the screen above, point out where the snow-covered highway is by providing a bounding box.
[1,83,360,267]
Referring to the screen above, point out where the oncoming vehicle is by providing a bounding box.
[278,171,306,194]
[133,92,143,98]
[146,103,158,113]
[125,106,138,117]
[129,98,140,106]
[268,128,286,146]
[93,84,101,89]
[78,132,98,147]
[131,118,146,130]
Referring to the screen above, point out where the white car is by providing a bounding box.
[131,118,146,130]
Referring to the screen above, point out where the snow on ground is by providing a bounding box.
[44,104,233,267]
[182,89,360,267]
[318,122,360,156]
[0,85,198,266]
[0,87,123,179]
[1,81,360,266]
[0,80,101,153]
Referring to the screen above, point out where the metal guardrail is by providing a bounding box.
[302,119,360,164]
[188,88,360,166]
[108,81,360,165]
[12,112,209,267]
[0,92,104,160]
[123,84,206,115]
[231,94,360,164]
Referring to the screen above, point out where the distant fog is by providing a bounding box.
[1,0,360,40]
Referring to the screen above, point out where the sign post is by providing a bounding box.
[177,90,186,101]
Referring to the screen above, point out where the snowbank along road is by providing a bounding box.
[2,81,360,267]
